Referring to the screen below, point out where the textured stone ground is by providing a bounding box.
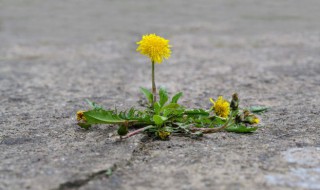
[0,0,320,189]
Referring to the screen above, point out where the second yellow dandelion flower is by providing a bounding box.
[210,96,230,118]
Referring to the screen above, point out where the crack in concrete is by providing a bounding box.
[53,164,117,190]
[52,138,151,190]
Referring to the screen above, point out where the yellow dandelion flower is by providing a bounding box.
[210,96,230,118]
[76,110,86,122]
[136,34,171,64]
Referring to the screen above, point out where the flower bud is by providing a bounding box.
[117,125,128,136]
[244,115,260,124]
[157,130,170,140]
[230,93,239,111]
[235,113,243,123]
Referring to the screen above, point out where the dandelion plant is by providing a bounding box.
[75,34,267,140]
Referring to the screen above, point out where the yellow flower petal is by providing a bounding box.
[136,34,171,64]
[209,98,215,104]
[210,96,230,118]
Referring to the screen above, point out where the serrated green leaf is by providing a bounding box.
[140,87,153,105]
[153,115,168,126]
[159,87,169,107]
[171,92,183,103]
[84,110,128,124]
[184,109,210,116]
[127,108,135,117]
[225,124,258,133]
[85,99,103,110]
[247,106,268,113]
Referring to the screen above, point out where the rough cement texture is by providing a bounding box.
[1,0,320,189]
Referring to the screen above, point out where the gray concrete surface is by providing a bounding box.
[1,0,320,189]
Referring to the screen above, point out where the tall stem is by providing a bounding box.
[152,61,156,106]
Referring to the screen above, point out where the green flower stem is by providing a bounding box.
[152,61,156,106]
